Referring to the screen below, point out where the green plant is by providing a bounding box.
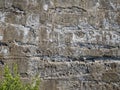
[0,64,40,90]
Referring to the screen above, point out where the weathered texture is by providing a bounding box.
[0,0,120,90]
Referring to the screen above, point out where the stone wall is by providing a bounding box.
[0,0,120,90]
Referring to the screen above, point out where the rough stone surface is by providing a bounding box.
[0,0,120,90]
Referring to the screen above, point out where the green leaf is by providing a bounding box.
[0,64,40,90]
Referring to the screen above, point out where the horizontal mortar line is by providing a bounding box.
[55,24,120,31]
[1,55,120,58]
[0,54,120,62]
[42,78,120,83]
[75,42,119,48]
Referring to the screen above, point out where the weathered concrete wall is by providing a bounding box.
[0,0,120,90]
